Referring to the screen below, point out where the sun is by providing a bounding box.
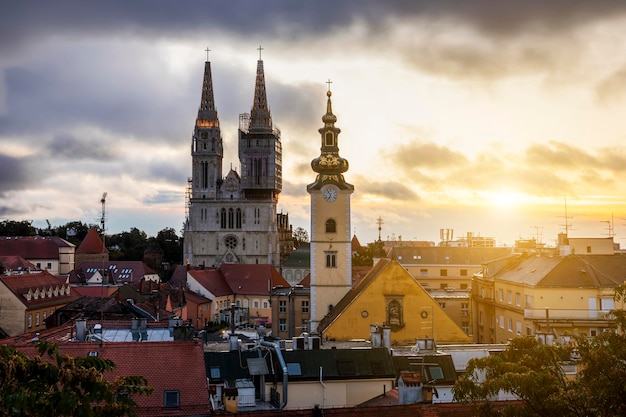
[484,190,528,209]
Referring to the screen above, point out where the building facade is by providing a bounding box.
[183,53,285,269]
[307,88,354,333]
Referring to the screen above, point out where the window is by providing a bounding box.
[499,315,504,329]
[440,283,448,289]
[262,300,269,309]
[587,246,592,253]
[516,321,522,335]
[498,289,504,302]
[440,269,448,277]
[460,283,468,289]
[507,290,512,304]
[325,131,334,146]
[460,269,468,276]
[287,363,302,376]
[301,300,309,313]
[325,219,336,233]
[420,268,428,276]
[28,314,32,328]
[46,262,52,269]
[325,252,337,268]
[163,390,180,408]
[279,319,287,332]
[461,303,469,316]
[523,297,534,311]
[462,321,470,334]
[507,318,513,332]
[224,235,237,249]
[515,292,521,306]
[279,300,287,313]
[479,311,484,326]
[427,366,444,380]
[438,302,446,309]
[35,313,40,326]
[253,300,259,309]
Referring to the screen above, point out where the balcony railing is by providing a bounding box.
[524,308,614,321]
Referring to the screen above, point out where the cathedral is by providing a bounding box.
[183,51,290,269]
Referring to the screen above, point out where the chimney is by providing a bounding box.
[76,319,87,341]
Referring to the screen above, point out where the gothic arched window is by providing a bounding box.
[220,208,227,229]
[236,208,242,228]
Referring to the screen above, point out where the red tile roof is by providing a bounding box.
[0,271,79,308]
[0,236,74,259]
[10,341,209,417]
[0,255,39,272]
[188,268,231,297]
[221,263,289,294]
[76,227,108,254]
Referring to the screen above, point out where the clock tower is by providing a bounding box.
[307,86,354,333]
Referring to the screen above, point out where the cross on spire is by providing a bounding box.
[258,45,264,60]
[326,79,333,92]
[205,47,211,61]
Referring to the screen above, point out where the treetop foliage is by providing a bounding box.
[452,284,626,417]
[0,341,152,417]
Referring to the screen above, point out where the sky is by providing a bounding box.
[2,1,626,248]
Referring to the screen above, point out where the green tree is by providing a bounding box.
[106,228,148,261]
[0,220,36,236]
[453,284,626,417]
[0,341,152,417]
[156,227,182,264]
[293,227,309,249]
[56,221,95,246]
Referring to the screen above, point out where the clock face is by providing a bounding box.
[323,188,337,202]
[201,132,208,139]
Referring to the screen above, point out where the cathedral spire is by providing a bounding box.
[249,46,272,131]
[196,51,219,128]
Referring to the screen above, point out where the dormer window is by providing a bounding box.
[33,290,39,300]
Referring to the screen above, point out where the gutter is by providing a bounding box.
[260,339,288,409]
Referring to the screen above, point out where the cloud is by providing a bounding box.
[0,153,39,192]
[595,65,626,105]
[46,133,118,160]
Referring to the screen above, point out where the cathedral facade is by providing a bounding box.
[183,54,286,269]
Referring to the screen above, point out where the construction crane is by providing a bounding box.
[100,192,107,233]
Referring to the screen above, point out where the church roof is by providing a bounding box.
[351,235,362,250]
[282,242,310,268]
[76,227,108,254]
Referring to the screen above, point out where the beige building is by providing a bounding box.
[473,245,626,344]
[0,236,75,275]
[0,271,79,336]
[388,246,511,336]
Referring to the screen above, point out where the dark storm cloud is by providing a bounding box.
[0,153,38,192]
[3,1,626,54]
[46,133,118,160]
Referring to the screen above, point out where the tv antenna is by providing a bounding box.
[376,216,384,242]
[100,192,108,233]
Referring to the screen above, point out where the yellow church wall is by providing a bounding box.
[322,260,471,343]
